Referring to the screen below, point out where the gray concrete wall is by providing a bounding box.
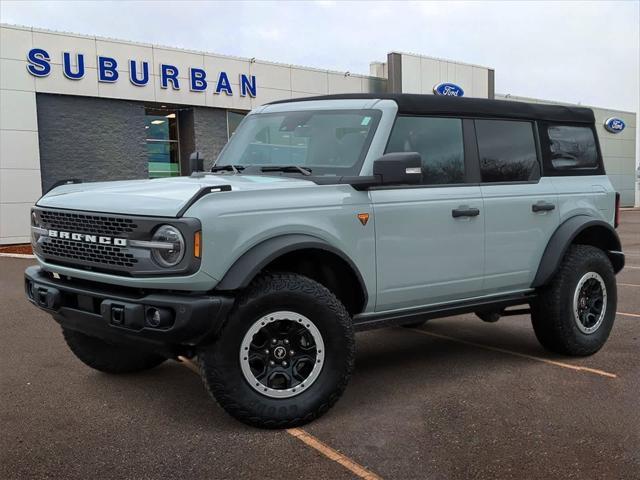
[193,107,229,170]
[177,108,196,176]
[36,93,147,192]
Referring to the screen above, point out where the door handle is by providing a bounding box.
[532,202,555,213]
[452,207,480,218]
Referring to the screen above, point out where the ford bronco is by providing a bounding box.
[25,94,625,428]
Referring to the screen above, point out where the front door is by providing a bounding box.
[370,116,484,312]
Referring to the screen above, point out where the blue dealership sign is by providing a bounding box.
[26,48,257,97]
[433,82,464,97]
[604,117,625,134]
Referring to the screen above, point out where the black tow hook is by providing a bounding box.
[26,280,61,310]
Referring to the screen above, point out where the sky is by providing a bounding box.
[1,0,638,114]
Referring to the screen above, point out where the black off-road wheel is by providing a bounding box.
[62,328,166,373]
[531,245,617,356]
[199,272,355,429]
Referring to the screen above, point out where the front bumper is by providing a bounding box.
[25,266,234,356]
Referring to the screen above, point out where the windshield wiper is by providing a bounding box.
[261,165,312,176]
[210,164,245,174]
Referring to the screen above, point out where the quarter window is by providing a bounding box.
[547,125,598,169]
[386,117,465,185]
[475,120,539,182]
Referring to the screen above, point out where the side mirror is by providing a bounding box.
[373,152,422,186]
[189,151,204,173]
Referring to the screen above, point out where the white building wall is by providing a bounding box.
[1,25,41,244]
[496,94,637,207]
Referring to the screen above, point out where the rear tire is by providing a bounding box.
[62,328,166,373]
[199,272,355,429]
[531,245,616,356]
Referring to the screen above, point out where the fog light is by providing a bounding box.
[145,307,173,328]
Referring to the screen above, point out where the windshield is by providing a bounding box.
[215,109,381,176]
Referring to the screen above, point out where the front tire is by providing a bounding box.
[199,273,355,429]
[531,245,617,356]
[62,328,166,373]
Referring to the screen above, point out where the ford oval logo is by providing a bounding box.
[433,82,465,97]
[604,117,625,134]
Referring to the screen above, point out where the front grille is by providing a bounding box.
[39,210,139,237]
[33,207,200,277]
[41,238,138,268]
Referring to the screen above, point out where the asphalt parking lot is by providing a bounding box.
[1,210,639,480]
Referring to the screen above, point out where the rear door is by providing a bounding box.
[474,119,560,294]
[370,117,485,312]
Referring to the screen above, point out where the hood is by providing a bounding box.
[37,174,316,217]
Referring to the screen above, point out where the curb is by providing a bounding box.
[0,253,36,259]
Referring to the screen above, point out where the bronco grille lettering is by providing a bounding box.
[47,229,127,246]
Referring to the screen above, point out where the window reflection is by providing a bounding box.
[547,125,597,169]
[475,120,538,182]
[145,108,180,178]
[386,116,465,185]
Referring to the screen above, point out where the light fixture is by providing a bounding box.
[161,105,167,108]
[165,113,176,118]
[151,120,165,125]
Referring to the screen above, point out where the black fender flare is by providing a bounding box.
[215,234,368,300]
[531,215,624,288]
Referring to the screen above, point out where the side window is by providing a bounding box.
[386,116,465,185]
[547,125,598,169]
[475,120,539,183]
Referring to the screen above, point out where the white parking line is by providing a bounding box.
[618,311,640,318]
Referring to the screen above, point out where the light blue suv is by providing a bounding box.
[25,94,625,428]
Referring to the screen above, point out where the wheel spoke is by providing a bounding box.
[291,354,315,382]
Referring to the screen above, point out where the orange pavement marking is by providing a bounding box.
[409,329,617,379]
[177,356,200,374]
[287,428,383,480]
[176,356,384,480]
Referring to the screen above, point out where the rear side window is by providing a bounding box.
[475,120,539,182]
[386,116,465,185]
[547,125,598,169]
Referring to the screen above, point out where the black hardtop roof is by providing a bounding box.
[269,93,595,124]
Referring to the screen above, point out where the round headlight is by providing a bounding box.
[151,225,185,267]
[31,210,40,247]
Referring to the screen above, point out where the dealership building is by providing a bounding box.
[0,23,637,244]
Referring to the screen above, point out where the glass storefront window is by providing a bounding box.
[227,110,247,138]
[145,109,180,178]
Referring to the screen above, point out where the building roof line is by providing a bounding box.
[388,50,493,71]
[496,92,638,116]
[0,22,385,81]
